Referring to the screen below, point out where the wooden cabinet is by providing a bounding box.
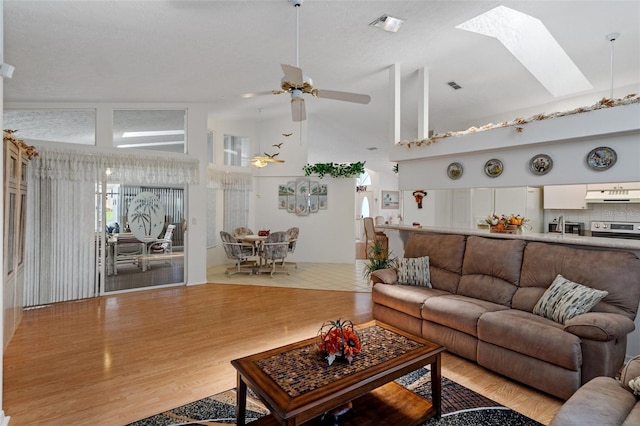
[495,187,543,233]
[3,132,34,349]
[587,182,640,191]
[543,184,588,210]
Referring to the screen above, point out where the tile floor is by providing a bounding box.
[206,260,372,292]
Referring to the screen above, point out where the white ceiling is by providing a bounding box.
[3,1,639,173]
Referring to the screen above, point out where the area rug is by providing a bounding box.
[127,367,542,426]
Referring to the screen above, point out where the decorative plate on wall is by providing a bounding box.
[484,159,503,178]
[529,154,553,176]
[447,162,463,180]
[586,146,617,171]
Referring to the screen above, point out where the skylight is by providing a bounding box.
[456,6,592,97]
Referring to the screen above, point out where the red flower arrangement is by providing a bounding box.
[317,319,362,365]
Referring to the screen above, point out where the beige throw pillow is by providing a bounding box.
[533,274,608,324]
[397,256,431,288]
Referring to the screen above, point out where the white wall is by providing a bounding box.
[206,114,358,265]
[254,176,356,263]
[395,104,640,190]
[0,0,9,425]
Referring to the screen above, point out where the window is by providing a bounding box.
[3,109,96,145]
[224,134,249,167]
[113,109,186,153]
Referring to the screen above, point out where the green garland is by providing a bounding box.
[302,161,366,179]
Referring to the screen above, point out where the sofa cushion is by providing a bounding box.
[397,256,431,287]
[516,242,640,320]
[478,309,581,370]
[372,283,449,318]
[457,236,525,306]
[533,274,608,324]
[422,294,509,336]
[403,233,466,293]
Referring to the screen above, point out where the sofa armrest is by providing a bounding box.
[371,268,397,285]
[563,312,635,341]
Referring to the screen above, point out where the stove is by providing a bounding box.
[590,221,640,239]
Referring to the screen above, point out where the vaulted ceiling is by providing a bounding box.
[4,1,639,173]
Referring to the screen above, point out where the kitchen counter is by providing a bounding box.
[377,224,640,251]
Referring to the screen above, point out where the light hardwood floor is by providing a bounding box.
[3,265,563,425]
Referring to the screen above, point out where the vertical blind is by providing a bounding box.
[24,145,199,306]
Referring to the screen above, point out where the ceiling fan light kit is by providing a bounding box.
[244,0,371,122]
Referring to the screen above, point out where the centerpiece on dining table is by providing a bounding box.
[317,318,362,366]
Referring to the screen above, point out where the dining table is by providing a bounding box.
[235,234,268,266]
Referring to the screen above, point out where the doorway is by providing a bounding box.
[98,183,185,293]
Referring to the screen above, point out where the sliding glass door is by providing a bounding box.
[98,182,185,293]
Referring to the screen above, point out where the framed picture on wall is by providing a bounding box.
[318,184,328,209]
[295,177,310,216]
[278,184,289,209]
[286,181,296,213]
[381,190,399,209]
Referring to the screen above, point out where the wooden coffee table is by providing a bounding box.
[231,321,445,425]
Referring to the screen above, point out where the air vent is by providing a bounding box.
[366,147,378,151]
[447,81,462,90]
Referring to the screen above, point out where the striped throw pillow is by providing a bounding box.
[533,274,608,324]
[397,256,431,287]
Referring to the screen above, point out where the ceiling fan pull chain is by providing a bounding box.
[295,1,300,67]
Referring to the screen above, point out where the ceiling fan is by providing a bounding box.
[243,0,371,122]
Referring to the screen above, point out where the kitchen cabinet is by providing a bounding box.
[544,184,588,210]
[495,186,543,233]
[587,182,640,191]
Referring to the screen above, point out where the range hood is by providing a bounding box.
[585,189,640,203]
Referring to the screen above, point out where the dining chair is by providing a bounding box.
[259,231,290,277]
[234,227,257,255]
[220,231,255,276]
[363,216,388,258]
[282,227,299,269]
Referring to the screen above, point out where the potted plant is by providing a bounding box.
[363,240,396,282]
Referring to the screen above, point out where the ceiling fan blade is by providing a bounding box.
[281,64,304,86]
[242,90,284,98]
[315,89,371,104]
[291,98,306,122]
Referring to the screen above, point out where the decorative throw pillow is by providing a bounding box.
[533,274,608,324]
[397,256,431,288]
[628,376,640,396]
[620,355,640,393]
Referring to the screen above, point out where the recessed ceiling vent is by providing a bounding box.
[447,81,462,90]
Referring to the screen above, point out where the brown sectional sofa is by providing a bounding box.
[372,233,640,399]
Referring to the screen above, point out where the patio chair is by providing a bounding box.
[146,224,176,269]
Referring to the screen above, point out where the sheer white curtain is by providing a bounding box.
[207,167,253,235]
[24,145,199,306]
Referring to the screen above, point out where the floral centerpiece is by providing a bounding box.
[317,319,362,365]
[486,214,530,234]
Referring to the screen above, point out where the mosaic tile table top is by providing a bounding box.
[254,324,426,397]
